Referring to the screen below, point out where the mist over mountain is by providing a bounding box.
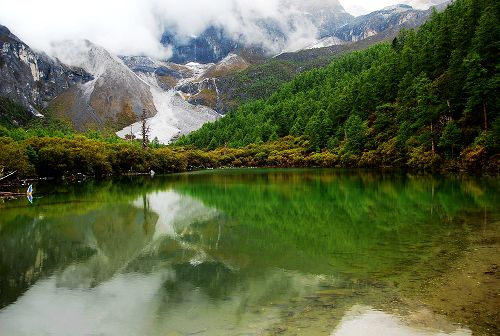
[1,0,350,63]
[159,0,353,63]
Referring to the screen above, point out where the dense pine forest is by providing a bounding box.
[178,0,499,171]
[0,0,498,178]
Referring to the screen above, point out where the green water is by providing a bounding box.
[0,169,498,335]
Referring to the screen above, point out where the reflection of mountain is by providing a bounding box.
[0,182,221,308]
[134,191,218,239]
[0,203,156,307]
[0,264,324,336]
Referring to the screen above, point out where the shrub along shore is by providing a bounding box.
[0,132,498,180]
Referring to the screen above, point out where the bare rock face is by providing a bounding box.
[285,0,353,37]
[331,5,431,43]
[49,41,157,130]
[0,25,91,116]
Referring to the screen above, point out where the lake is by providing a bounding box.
[0,169,498,336]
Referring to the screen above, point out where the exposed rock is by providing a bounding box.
[49,41,157,130]
[332,5,431,43]
[0,25,91,116]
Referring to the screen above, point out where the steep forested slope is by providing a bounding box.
[178,0,499,170]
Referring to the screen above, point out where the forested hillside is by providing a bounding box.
[178,0,499,170]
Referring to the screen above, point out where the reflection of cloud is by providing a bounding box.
[133,191,218,239]
[331,305,471,336]
[0,273,168,336]
[0,267,321,336]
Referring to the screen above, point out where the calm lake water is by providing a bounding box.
[0,169,498,336]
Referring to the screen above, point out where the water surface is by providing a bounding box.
[0,169,498,335]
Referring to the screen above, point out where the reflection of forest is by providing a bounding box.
[174,170,498,276]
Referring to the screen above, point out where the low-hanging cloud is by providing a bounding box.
[0,0,445,60]
[0,0,338,60]
[1,0,172,59]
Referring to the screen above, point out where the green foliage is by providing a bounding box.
[0,98,33,128]
[0,137,35,176]
[439,121,461,156]
[179,0,499,171]
[344,115,368,154]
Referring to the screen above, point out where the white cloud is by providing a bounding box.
[0,0,446,60]
[0,0,320,59]
[339,0,396,16]
[0,0,171,58]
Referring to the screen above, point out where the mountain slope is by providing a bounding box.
[0,25,91,116]
[116,77,220,144]
[177,0,499,170]
[172,4,445,114]
[48,41,157,130]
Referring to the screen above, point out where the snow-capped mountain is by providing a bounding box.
[305,3,448,49]
[49,41,220,142]
[122,53,250,113]
[0,29,219,142]
[332,4,431,43]
[0,25,91,116]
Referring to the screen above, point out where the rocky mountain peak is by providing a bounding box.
[0,25,91,115]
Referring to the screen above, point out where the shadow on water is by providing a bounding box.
[0,169,498,335]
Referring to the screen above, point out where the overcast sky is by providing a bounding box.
[0,0,442,59]
[340,0,401,16]
[340,0,444,16]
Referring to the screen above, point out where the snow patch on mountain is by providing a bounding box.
[404,0,449,10]
[116,89,220,144]
[181,62,214,81]
[116,73,220,144]
[306,36,347,49]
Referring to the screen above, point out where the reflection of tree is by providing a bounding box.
[142,194,151,235]
[174,171,498,276]
[164,262,240,302]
